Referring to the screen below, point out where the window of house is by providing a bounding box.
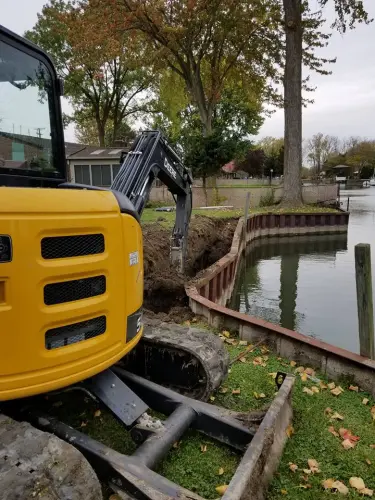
[91,164,111,186]
[112,164,121,182]
[12,142,25,161]
[74,165,90,184]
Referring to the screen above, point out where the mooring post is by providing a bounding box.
[355,243,375,359]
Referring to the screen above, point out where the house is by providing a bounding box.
[66,145,128,186]
[0,131,127,187]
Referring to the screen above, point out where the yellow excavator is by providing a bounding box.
[0,24,285,500]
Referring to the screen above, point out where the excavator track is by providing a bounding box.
[119,318,230,401]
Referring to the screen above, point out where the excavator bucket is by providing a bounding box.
[4,368,294,500]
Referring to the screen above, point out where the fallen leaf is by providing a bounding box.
[289,463,298,473]
[363,398,369,405]
[332,481,349,495]
[269,372,277,379]
[94,409,101,417]
[210,396,215,401]
[225,338,236,345]
[304,367,315,376]
[328,426,340,437]
[303,469,312,475]
[219,387,228,394]
[371,406,375,420]
[215,485,228,496]
[281,490,288,495]
[319,381,328,390]
[295,366,305,373]
[260,345,269,354]
[222,331,230,338]
[200,444,207,452]
[300,373,308,382]
[253,357,263,366]
[239,357,247,363]
[370,445,375,449]
[348,385,359,392]
[290,361,297,367]
[263,355,269,361]
[218,467,225,476]
[311,386,320,394]
[342,439,355,450]
[80,421,87,428]
[308,459,321,473]
[339,428,360,442]
[366,458,372,465]
[301,475,310,482]
[232,389,241,395]
[331,386,344,396]
[286,424,295,438]
[349,477,365,491]
[239,340,248,346]
[299,484,312,489]
[183,320,191,326]
[322,478,336,490]
[328,382,336,389]
[360,488,374,497]
[254,392,266,399]
[172,441,179,449]
[303,387,314,396]
[325,407,333,415]
[331,412,344,421]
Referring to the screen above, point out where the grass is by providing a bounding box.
[141,205,339,228]
[40,328,375,499]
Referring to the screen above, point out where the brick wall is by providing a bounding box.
[0,136,44,164]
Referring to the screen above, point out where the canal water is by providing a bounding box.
[229,189,375,354]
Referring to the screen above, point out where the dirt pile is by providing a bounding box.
[143,215,237,318]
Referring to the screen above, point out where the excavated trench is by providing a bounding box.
[143,215,237,321]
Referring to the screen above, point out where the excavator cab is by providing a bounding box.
[0,25,192,401]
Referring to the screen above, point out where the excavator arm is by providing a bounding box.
[111,130,193,272]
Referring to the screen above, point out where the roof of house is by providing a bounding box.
[66,145,129,160]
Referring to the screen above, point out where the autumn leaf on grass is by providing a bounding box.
[80,421,87,428]
[219,387,228,394]
[253,356,263,366]
[319,381,328,390]
[222,331,230,338]
[286,424,295,438]
[232,389,241,395]
[295,366,305,374]
[304,367,315,376]
[280,490,288,495]
[339,428,360,443]
[366,458,372,465]
[311,386,320,394]
[371,406,375,420]
[331,386,344,396]
[327,382,336,390]
[361,488,374,497]
[299,484,312,489]
[330,412,344,421]
[342,439,356,450]
[218,467,225,476]
[289,462,298,473]
[239,357,247,363]
[322,479,335,490]
[254,392,266,399]
[94,409,101,418]
[215,485,228,496]
[363,398,369,405]
[349,385,359,392]
[239,340,248,346]
[300,373,308,382]
[307,459,321,474]
[172,441,180,449]
[332,481,349,495]
[200,444,208,452]
[260,345,269,354]
[303,387,314,396]
[269,372,277,379]
[328,426,340,437]
[349,477,366,491]
[324,407,333,416]
[290,361,297,367]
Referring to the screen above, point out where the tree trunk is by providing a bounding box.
[282,0,303,206]
[97,123,106,147]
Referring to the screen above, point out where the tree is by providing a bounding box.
[305,133,339,175]
[90,0,283,140]
[281,0,371,205]
[75,117,137,146]
[26,0,152,146]
[236,149,266,177]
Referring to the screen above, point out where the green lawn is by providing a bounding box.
[141,205,339,228]
[42,328,375,499]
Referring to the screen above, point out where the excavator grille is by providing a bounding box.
[44,276,106,305]
[45,316,107,350]
[41,234,105,259]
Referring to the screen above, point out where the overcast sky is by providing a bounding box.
[1,0,375,142]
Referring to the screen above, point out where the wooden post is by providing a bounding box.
[355,243,375,359]
[243,192,251,244]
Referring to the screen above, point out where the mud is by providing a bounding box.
[143,215,237,318]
